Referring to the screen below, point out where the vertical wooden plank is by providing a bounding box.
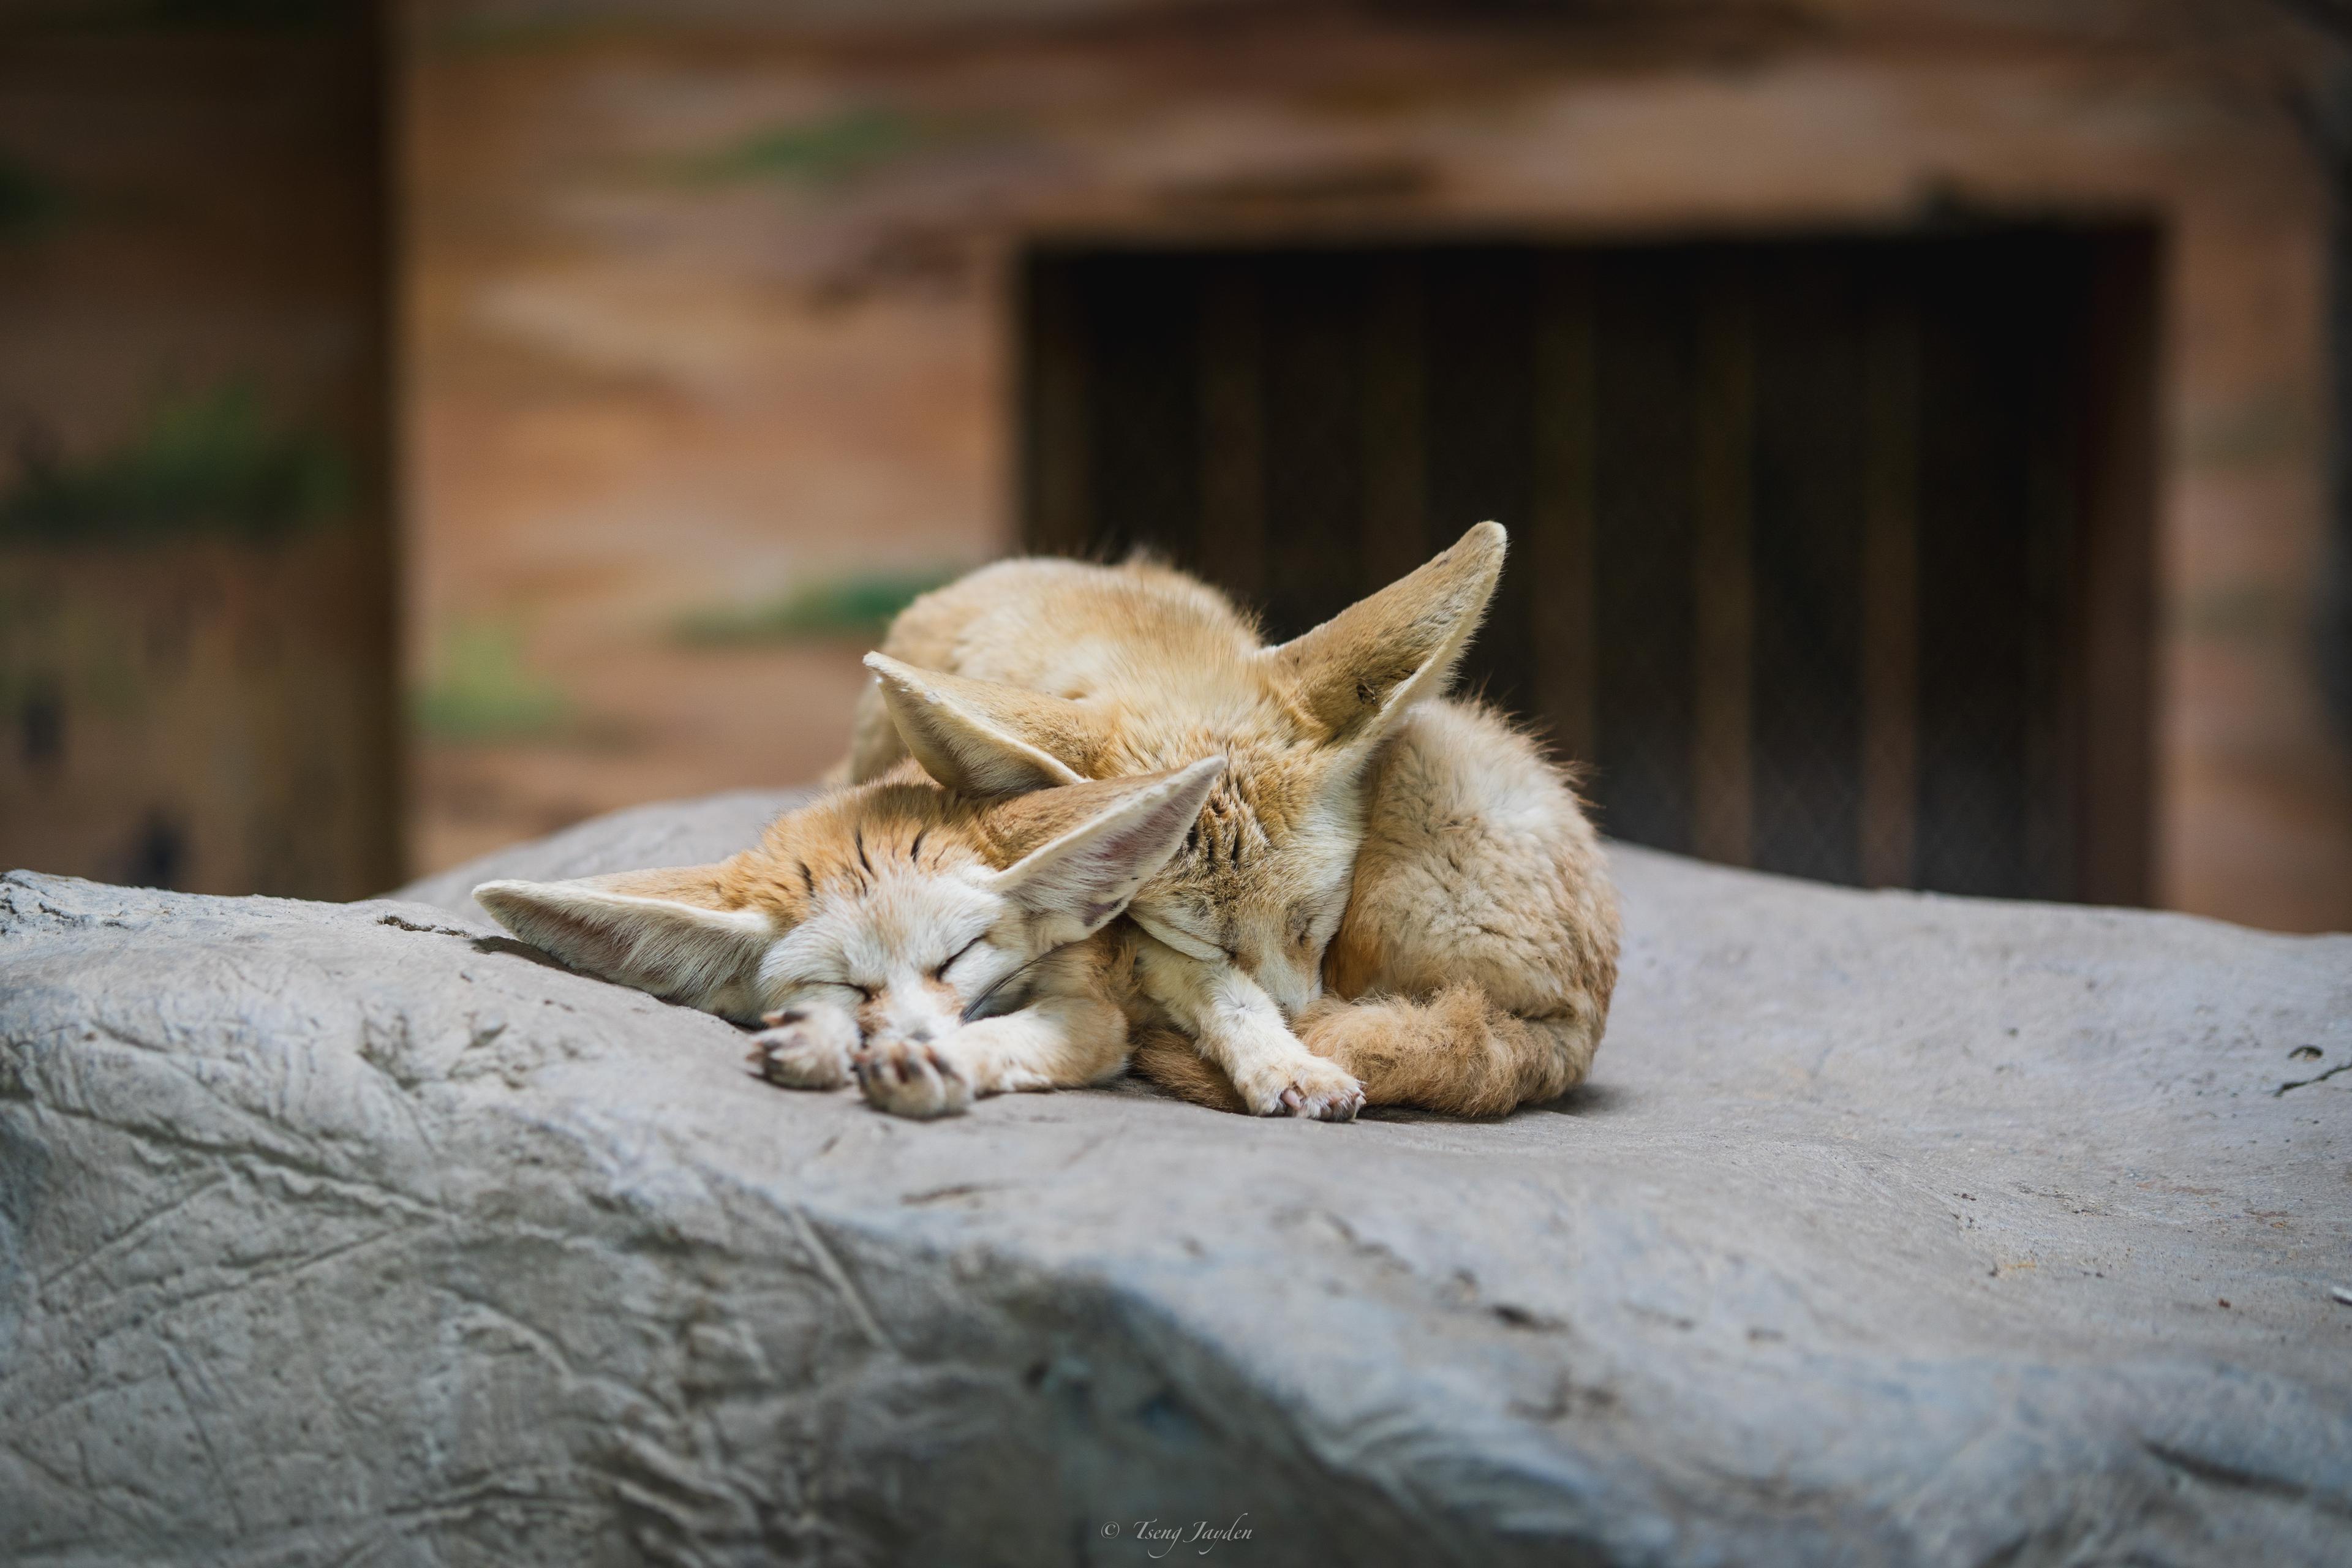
[1360,250,1427,591]
[2022,235,2082,904]
[1748,243,1867,886]
[1260,251,1365,639]
[1021,251,1091,556]
[357,0,404,888]
[1691,254,1755,868]
[0,10,401,895]
[1531,252,1597,767]
[2073,228,2160,907]
[1197,257,1266,603]
[1423,246,1539,717]
[1086,255,1200,565]
[1860,269,1921,889]
[1915,234,2036,899]
[1594,248,1698,855]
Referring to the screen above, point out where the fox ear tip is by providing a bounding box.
[470,880,538,930]
[1177,755,1226,786]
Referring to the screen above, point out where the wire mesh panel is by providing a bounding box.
[1588,249,1700,858]
[1748,246,1869,887]
[1019,226,2156,904]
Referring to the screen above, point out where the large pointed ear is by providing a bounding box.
[864,652,1104,796]
[986,756,1224,947]
[1262,520,1506,748]
[473,864,777,1018]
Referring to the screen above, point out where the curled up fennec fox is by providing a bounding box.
[474,522,1619,1122]
[477,758,1226,1119]
[846,522,1621,1121]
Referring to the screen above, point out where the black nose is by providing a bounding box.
[905,1025,933,1044]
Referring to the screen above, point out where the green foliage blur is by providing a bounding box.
[671,567,957,646]
[0,383,351,545]
[672,107,920,187]
[413,619,575,744]
[0,153,63,243]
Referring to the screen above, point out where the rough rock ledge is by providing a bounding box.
[4,790,2348,1567]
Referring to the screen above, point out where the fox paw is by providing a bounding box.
[747,1008,857,1090]
[1237,1056,1364,1122]
[854,1039,974,1120]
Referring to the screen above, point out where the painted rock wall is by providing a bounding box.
[3,794,2346,1563]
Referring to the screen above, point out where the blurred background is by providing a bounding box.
[4,0,2350,932]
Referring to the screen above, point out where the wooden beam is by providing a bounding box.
[1692,258,1754,867]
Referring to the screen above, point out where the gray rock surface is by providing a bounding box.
[3,791,2349,1567]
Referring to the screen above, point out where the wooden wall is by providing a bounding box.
[0,6,400,898]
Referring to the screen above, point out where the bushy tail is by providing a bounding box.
[1127,986,1602,1118]
[1296,986,1600,1117]
[1127,1023,1248,1113]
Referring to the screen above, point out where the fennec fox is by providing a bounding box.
[474,757,1223,1119]
[844,522,1621,1121]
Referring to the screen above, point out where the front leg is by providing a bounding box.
[856,990,1129,1120]
[1133,936,1362,1121]
[746,1000,862,1090]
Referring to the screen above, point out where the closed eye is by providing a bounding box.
[1133,912,1230,965]
[963,949,1047,1022]
[932,936,983,981]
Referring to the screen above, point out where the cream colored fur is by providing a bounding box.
[475,758,1221,1119]
[846,524,1622,1119]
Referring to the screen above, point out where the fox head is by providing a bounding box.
[473,757,1223,1042]
[862,521,1506,1017]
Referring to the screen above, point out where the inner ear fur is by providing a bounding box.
[864,652,1103,797]
[473,863,775,1016]
[986,756,1224,942]
[1264,520,1506,747]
